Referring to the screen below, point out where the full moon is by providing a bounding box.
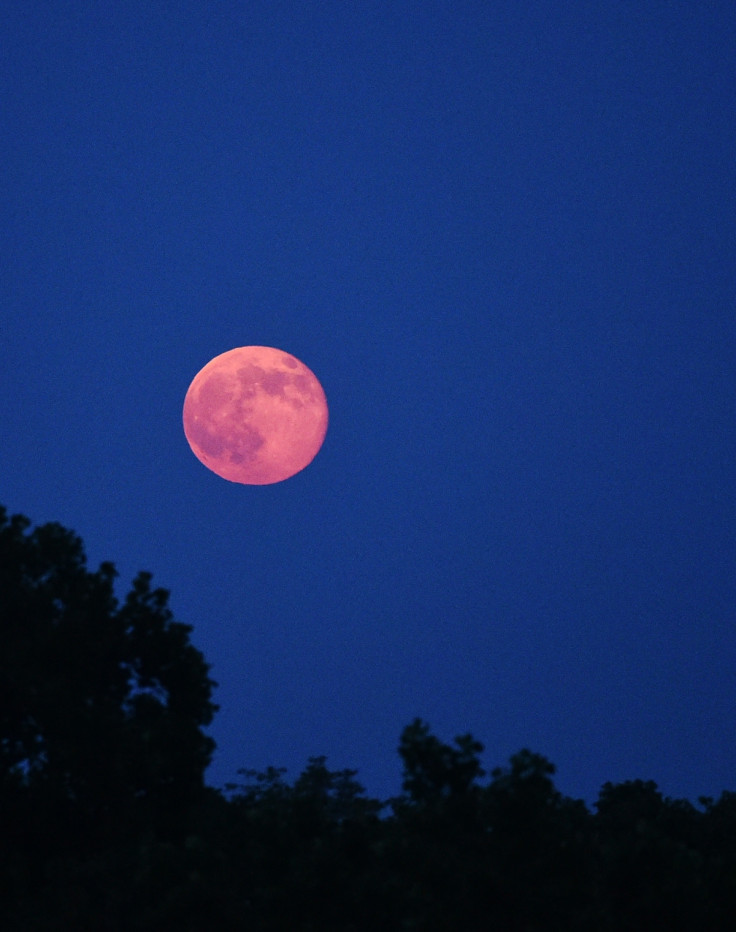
[183,346,328,485]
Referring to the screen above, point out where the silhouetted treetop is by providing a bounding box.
[0,506,216,835]
[397,717,485,805]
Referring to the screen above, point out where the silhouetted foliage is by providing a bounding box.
[2,505,736,929]
[0,506,217,929]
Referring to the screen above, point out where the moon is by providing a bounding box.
[183,346,328,485]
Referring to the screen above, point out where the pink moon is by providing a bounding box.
[183,346,328,485]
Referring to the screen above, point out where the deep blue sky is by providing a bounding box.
[3,1,734,805]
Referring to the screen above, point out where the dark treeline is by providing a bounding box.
[2,506,735,930]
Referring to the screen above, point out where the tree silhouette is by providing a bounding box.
[3,504,736,930]
[0,506,217,928]
[221,757,385,929]
[594,779,713,929]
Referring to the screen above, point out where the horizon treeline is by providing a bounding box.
[2,505,735,930]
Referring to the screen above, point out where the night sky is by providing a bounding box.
[3,1,734,805]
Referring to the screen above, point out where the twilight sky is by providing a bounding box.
[2,1,734,804]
